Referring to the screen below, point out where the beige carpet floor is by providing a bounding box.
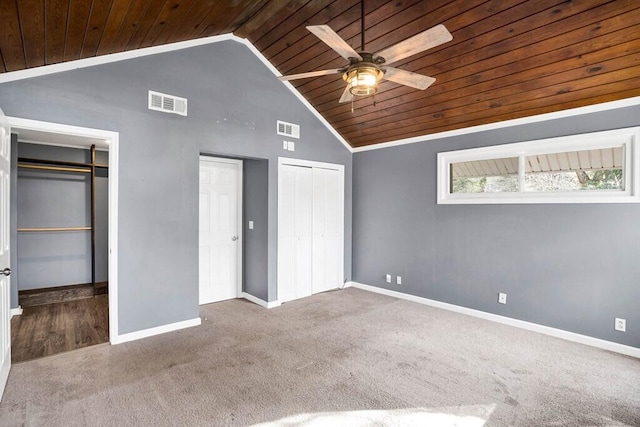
[0,287,638,426]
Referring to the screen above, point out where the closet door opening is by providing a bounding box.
[11,139,110,362]
[277,158,344,304]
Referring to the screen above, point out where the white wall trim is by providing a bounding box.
[242,292,281,309]
[7,117,115,145]
[0,33,353,154]
[267,300,281,309]
[437,126,640,204]
[108,132,119,343]
[10,307,22,317]
[111,317,201,345]
[7,116,120,344]
[4,28,638,155]
[353,96,640,153]
[346,281,640,359]
[0,34,237,84]
[279,156,346,171]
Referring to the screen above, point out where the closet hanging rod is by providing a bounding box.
[18,164,91,173]
[17,157,109,169]
[18,226,92,232]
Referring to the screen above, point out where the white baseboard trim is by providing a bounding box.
[347,281,640,359]
[10,306,23,317]
[242,292,280,309]
[111,317,201,345]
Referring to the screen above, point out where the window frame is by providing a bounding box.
[437,127,640,204]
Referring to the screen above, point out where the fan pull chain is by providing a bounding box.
[373,93,376,107]
[351,97,354,113]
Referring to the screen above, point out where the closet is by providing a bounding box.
[11,142,109,362]
[17,144,108,293]
[277,159,343,303]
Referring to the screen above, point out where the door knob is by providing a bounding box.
[1,267,10,276]
[231,236,238,241]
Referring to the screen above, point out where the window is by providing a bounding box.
[437,127,640,204]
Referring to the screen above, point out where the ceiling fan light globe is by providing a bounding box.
[344,66,383,97]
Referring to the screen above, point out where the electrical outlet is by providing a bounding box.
[287,141,295,151]
[615,318,626,332]
[385,274,391,283]
[396,276,402,285]
[498,293,507,304]
[249,221,254,230]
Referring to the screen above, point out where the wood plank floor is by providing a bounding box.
[11,295,109,363]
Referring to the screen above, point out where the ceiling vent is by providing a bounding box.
[277,120,300,139]
[148,90,187,116]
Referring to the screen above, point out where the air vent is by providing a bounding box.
[148,90,187,116]
[277,120,300,139]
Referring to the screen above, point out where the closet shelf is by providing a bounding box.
[18,163,91,173]
[18,227,92,232]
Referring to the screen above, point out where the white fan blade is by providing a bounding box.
[307,25,363,61]
[278,69,342,81]
[375,24,452,65]
[383,67,436,90]
[339,85,353,103]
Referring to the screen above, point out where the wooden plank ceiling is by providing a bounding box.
[1,1,639,148]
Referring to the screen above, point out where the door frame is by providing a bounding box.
[6,116,120,343]
[277,157,345,303]
[0,108,11,401]
[199,156,243,302]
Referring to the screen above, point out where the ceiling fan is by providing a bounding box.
[278,1,453,105]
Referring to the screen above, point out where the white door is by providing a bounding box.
[199,157,242,305]
[0,107,11,400]
[278,164,313,303]
[278,159,344,304]
[312,167,341,294]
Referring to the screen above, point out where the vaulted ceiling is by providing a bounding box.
[1,1,639,148]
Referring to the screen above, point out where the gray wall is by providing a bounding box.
[16,143,108,290]
[0,40,352,333]
[243,158,268,301]
[353,104,640,348]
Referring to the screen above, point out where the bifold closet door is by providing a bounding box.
[278,164,313,303]
[312,167,341,294]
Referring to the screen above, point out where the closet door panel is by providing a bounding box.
[324,167,341,292]
[312,168,326,294]
[277,165,297,303]
[279,161,342,303]
[293,166,313,299]
[312,168,341,294]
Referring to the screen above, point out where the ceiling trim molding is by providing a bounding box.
[0,34,236,84]
[4,30,635,155]
[0,33,353,153]
[352,96,640,153]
